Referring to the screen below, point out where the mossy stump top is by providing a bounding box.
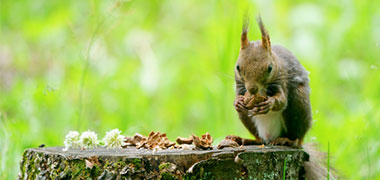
[19,146,308,180]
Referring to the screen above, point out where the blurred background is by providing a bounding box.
[0,0,379,179]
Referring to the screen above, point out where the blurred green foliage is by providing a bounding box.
[1,0,379,179]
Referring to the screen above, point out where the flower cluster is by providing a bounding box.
[102,129,126,149]
[63,129,126,151]
[79,130,99,149]
[63,131,80,151]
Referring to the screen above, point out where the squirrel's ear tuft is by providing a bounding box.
[241,13,250,49]
[256,16,271,53]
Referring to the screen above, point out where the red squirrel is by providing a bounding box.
[226,16,336,180]
[229,16,312,147]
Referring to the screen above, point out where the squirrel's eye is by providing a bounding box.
[236,65,240,72]
[268,64,273,73]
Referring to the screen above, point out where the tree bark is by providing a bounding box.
[19,146,308,180]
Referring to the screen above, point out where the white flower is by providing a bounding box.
[63,131,80,151]
[79,130,99,149]
[102,129,126,149]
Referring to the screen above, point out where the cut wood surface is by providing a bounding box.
[19,146,308,179]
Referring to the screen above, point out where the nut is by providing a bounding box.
[217,139,239,149]
[243,91,267,109]
[176,136,193,144]
[192,132,213,150]
[125,131,176,150]
[124,133,146,147]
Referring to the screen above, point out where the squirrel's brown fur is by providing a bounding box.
[231,15,336,179]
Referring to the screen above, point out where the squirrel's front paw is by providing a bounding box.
[250,97,274,115]
[234,96,249,114]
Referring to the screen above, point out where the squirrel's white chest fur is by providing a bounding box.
[251,110,286,143]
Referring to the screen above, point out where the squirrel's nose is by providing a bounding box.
[247,85,258,95]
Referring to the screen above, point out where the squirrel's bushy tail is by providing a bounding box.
[303,143,337,180]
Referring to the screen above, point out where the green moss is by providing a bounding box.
[131,158,142,169]
[160,172,177,180]
[158,162,179,180]
[27,152,38,179]
[90,164,102,177]
[184,170,214,180]
[20,151,27,175]
[201,172,214,180]
[70,159,95,179]
[103,161,110,169]
[105,159,128,175]
[159,162,170,170]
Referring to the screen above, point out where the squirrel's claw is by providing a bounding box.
[248,108,257,116]
[255,100,270,107]
[268,138,300,148]
[236,104,248,112]
[249,107,269,116]
[251,98,274,115]
[256,108,271,115]
[234,97,249,114]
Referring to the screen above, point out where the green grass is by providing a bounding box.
[283,158,287,180]
[1,0,380,179]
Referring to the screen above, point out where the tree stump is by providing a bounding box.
[19,146,308,179]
